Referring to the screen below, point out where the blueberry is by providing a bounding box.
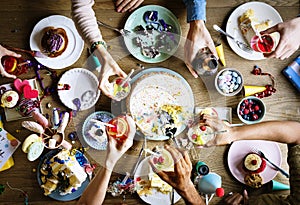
[68,132,78,141]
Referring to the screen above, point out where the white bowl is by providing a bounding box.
[215,68,243,96]
[237,96,266,124]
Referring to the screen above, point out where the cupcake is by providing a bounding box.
[1,90,19,108]
[41,27,68,57]
[243,153,266,173]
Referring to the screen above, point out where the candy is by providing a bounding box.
[32,110,49,128]
[22,121,44,134]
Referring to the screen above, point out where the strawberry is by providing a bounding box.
[158,156,164,164]
[115,78,123,85]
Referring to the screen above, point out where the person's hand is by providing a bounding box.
[94,46,127,98]
[105,115,136,170]
[184,20,218,78]
[149,145,204,205]
[261,17,300,60]
[224,190,249,205]
[0,45,21,79]
[201,114,233,147]
[115,0,144,13]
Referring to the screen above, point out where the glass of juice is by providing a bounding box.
[250,34,275,53]
[1,56,29,76]
[111,77,131,101]
[106,115,130,143]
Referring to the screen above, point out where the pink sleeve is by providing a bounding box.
[71,0,103,46]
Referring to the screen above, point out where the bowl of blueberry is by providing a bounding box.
[215,68,243,96]
[237,96,266,124]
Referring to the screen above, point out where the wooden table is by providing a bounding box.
[0,0,299,204]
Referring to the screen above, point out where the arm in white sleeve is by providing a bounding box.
[71,0,103,46]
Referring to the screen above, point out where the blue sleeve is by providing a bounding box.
[182,0,206,22]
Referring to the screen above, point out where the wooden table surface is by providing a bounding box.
[0,0,299,204]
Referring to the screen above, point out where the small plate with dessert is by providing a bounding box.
[226,2,282,60]
[134,149,181,205]
[227,140,282,188]
[30,15,84,69]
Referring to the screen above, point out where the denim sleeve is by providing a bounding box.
[182,0,206,22]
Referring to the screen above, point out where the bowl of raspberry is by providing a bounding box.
[237,96,266,124]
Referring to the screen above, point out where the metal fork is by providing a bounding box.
[213,24,253,53]
[257,150,289,178]
[97,20,131,36]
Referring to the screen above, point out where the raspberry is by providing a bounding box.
[251,160,257,165]
[191,134,197,139]
[244,109,249,115]
[200,126,206,131]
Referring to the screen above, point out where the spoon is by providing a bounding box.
[97,20,131,36]
[213,24,253,53]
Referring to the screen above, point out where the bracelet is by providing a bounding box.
[90,40,107,53]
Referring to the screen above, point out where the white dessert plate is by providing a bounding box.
[134,156,181,205]
[226,2,283,60]
[227,140,282,185]
[81,111,114,150]
[37,149,90,201]
[57,68,100,111]
[30,15,84,69]
[124,5,181,63]
[124,67,194,140]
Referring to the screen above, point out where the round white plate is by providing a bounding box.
[57,68,100,111]
[226,2,282,60]
[30,15,84,69]
[124,5,181,63]
[126,67,194,140]
[134,156,181,205]
[227,140,282,185]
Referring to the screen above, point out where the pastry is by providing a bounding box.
[0,90,19,108]
[41,26,68,57]
[243,153,266,173]
[239,9,271,46]
[244,173,263,188]
[16,98,40,117]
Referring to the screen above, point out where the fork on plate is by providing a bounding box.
[213,24,253,53]
[256,150,289,178]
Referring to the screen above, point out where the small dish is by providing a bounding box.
[82,111,114,150]
[215,68,243,96]
[237,96,266,124]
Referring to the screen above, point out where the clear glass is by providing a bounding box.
[106,115,129,143]
[111,77,131,101]
[1,56,29,76]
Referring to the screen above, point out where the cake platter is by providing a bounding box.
[37,149,90,201]
[119,67,194,140]
[30,15,84,69]
[227,140,282,185]
[226,2,282,60]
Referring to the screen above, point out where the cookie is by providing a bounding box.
[244,173,263,188]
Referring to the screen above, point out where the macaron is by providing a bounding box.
[22,134,41,153]
[27,141,44,161]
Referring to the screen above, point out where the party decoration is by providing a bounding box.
[0,116,20,171]
[13,79,30,93]
[23,84,39,99]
